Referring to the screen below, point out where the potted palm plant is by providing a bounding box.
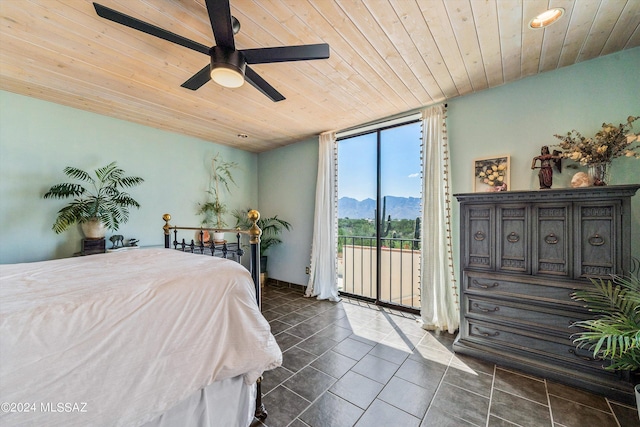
[571,275,640,416]
[197,153,238,242]
[233,209,291,284]
[44,162,144,238]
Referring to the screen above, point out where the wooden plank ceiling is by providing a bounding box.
[1,0,638,153]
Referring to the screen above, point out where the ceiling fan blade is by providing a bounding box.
[245,67,285,102]
[242,44,330,64]
[204,0,235,50]
[181,65,212,90]
[93,3,210,55]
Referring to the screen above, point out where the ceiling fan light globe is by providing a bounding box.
[209,46,246,88]
[211,66,244,88]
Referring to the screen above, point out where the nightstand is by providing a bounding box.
[81,238,106,255]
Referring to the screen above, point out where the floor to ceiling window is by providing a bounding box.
[337,119,422,311]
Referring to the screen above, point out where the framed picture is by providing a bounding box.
[473,155,510,192]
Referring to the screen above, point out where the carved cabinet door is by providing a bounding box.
[574,201,621,279]
[496,204,529,274]
[463,205,494,270]
[532,203,571,277]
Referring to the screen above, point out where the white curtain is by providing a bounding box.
[306,132,340,302]
[420,105,459,333]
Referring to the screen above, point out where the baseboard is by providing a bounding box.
[266,278,306,292]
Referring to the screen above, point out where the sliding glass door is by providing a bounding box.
[337,121,422,311]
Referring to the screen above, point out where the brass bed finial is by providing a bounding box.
[248,209,262,245]
[163,214,172,235]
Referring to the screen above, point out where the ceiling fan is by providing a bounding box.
[93,1,330,102]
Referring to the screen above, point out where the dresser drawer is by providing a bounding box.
[465,319,608,372]
[464,296,588,338]
[463,271,585,308]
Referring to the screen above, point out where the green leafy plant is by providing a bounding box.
[233,209,291,255]
[571,275,640,372]
[43,162,144,233]
[197,153,238,229]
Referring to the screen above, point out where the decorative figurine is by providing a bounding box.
[109,234,124,249]
[128,238,139,247]
[531,145,562,189]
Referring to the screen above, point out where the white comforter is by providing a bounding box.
[0,249,282,427]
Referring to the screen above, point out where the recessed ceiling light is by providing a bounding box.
[529,8,565,29]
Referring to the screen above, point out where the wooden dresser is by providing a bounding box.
[453,184,640,404]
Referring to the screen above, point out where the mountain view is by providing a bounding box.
[338,196,421,220]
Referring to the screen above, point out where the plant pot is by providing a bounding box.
[635,384,639,420]
[213,232,225,243]
[194,230,210,243]
[81,218,106,239]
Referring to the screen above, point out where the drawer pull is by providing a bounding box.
[473,327,499,337]
[471,279,499,289]
[544,233,558,244]
[506,232,520,243]
[474,231,486,241]
[472,303,499,313]
[568,348,596,362]
[588,234,605,246]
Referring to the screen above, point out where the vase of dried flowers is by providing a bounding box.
[587,162,610,186]
[554,116,639,186]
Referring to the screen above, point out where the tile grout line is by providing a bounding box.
[421,354,452,424]
[544,379,554,427]
[490,387,553,408]
[485,364,496,427]
[548,393,623,418]
[495,365,547,382]
[605,398,622,427]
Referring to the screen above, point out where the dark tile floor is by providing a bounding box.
[252,285,639,427]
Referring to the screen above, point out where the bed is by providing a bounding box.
[0,211,281,427]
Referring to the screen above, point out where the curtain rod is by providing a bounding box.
[333,101,448,138]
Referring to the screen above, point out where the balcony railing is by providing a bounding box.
[338,236,421,310]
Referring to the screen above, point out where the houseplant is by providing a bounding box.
[196,153,238,242]
[233,209,291,282]
[571,275,640,415]
[43,162,144,237]
[554,116,640,185]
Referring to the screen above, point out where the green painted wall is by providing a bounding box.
[448,47,640,272]
[0,91,257,263]
[257,138,318,286]
[259,47,640,286]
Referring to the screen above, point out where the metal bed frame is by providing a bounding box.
[162,209,268,420]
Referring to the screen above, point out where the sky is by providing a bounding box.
[338,122,422,201]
